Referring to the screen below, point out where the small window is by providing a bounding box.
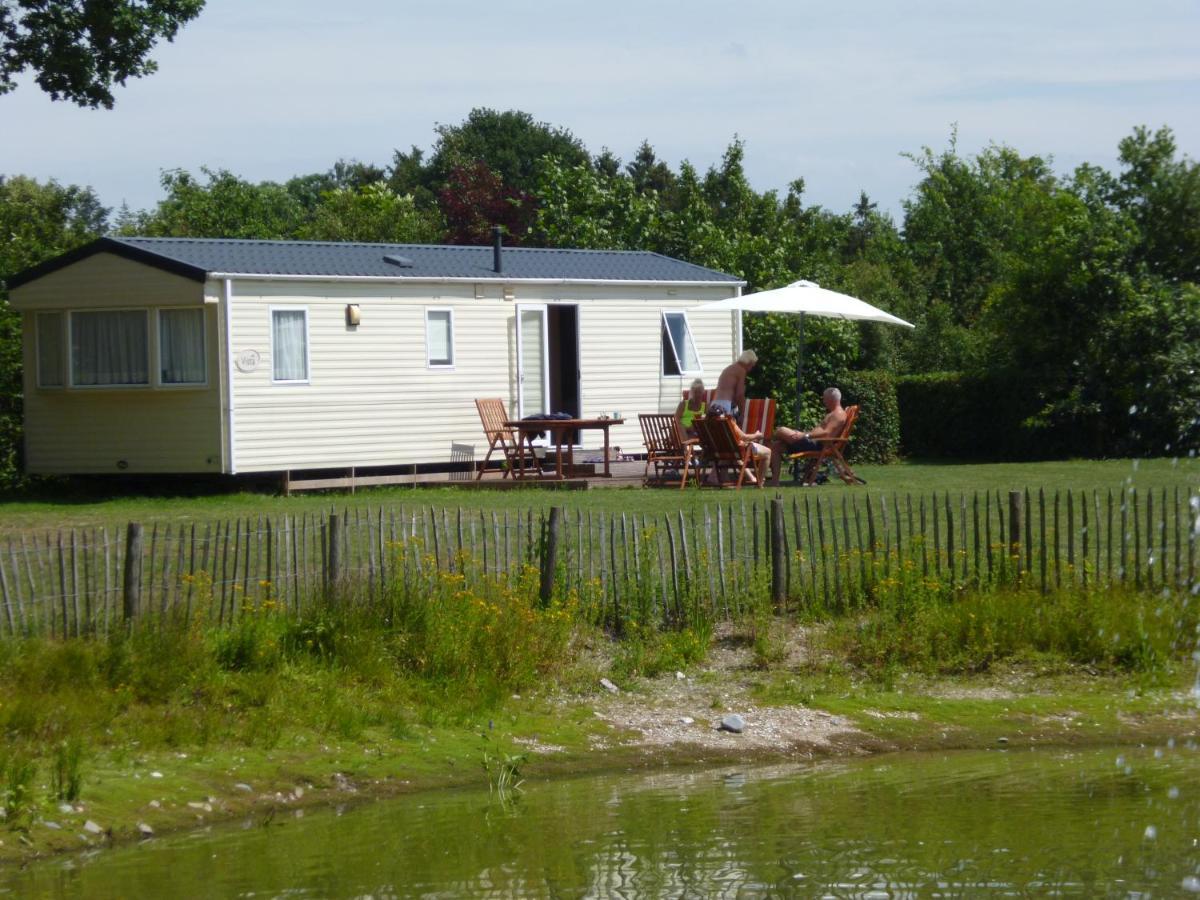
[159,308,207,385]
[271,308,309,382]
[661,311,701,376]
[36,312,64,388]
[426,308,454,368]
[70,310,149,386]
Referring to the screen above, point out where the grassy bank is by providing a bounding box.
[0,457,1194,535]
[1,550,1197,864]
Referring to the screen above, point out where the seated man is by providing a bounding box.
[675,378,707,439]
[767,387,847,486]
[706,413,770,485]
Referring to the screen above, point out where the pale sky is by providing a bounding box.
[3,0,1198,222]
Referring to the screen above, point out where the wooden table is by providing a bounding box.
[504,418,624,479]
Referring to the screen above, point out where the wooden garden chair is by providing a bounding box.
[639,413,699,489]
[694,415,761,489]
[680,391,776,437]
[474,398,541,480]
[742,397,776,442]
[787,404,866,485]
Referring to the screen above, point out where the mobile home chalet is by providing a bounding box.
[8,237,745,478]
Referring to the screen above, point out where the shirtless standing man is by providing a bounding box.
[767,387,847,485]
[712,350,757,418]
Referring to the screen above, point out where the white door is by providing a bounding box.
[515,304,550,418]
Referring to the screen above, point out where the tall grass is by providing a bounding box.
[819,552,1198,681]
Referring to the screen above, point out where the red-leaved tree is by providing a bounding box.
[437,161,537,245]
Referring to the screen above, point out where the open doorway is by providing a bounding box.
[547,305,580,420]
[516,303,581,443]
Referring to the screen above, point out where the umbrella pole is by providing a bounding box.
[795,312,805,426]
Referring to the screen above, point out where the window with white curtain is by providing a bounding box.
[158,308,207,385]
[271,308,309,382]
[426,308,454,368]
[70,310,149,386]
[661,311,702,376]
[36,312,64,388]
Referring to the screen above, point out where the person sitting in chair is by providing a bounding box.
[675,378,707,439]
[706,412,770,486]
[767,387,847,486]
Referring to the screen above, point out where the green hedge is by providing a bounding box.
[840,370,899,464]
[895,372,1065,460]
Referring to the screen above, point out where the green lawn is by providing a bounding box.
[0,457,1195,535]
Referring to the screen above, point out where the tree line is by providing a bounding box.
[2,108,1198,485]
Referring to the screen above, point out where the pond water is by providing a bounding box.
[4,744,1199,898]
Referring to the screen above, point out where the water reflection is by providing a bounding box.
[4,745,1198,897]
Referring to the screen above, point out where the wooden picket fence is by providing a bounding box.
[0,487,1196,638]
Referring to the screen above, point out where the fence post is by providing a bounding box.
[326,513,342,595]
[770,498,786,609]
[122,522,143,625]
[1008,491,1022,582]
[539,507,561,605]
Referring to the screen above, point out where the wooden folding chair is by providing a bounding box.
[694,415,761,489]
[475,398,541,480]
[787,404,866,485]
[639,414,699,489]
[742,398,776,441]
[680,392,775,439]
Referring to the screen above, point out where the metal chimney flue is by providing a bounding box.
[491,226,503,274]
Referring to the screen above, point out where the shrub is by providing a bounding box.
[896,371,1046,460]
[384,549,576,704]
[612,622,711,679]
[890,370,1166,460]
[840,370,900,464]
[0,748,38,830]
[826,581,1197,679]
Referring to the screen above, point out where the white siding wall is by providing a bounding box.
[575,290,738,454]
[227,280,738,472]
[12,255,222,474]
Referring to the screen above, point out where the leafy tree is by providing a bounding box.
[984,181,1200,456]
[438,161,536,246]
[626,141,676,198]
[0,176,109,485]
[385,145,438,210]
[901,136,1058,371]
[532,158,659,250]
[429,107,589,195]
[297,182,444,244]
[592,149,621,180]
[122,168,307,239]
[0,0,205,108]
[286,159,387,212]
[1076,126,1200,284]
[845,191,879,258]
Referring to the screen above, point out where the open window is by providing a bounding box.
[661,311,702,376]
[425,307,454,368]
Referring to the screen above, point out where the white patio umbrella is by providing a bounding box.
[694,280,915,424]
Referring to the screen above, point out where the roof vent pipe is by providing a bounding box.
[491,226,503,274]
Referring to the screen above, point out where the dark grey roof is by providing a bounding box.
[8,236,744,289]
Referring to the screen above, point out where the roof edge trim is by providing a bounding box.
[207,272,748,288]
